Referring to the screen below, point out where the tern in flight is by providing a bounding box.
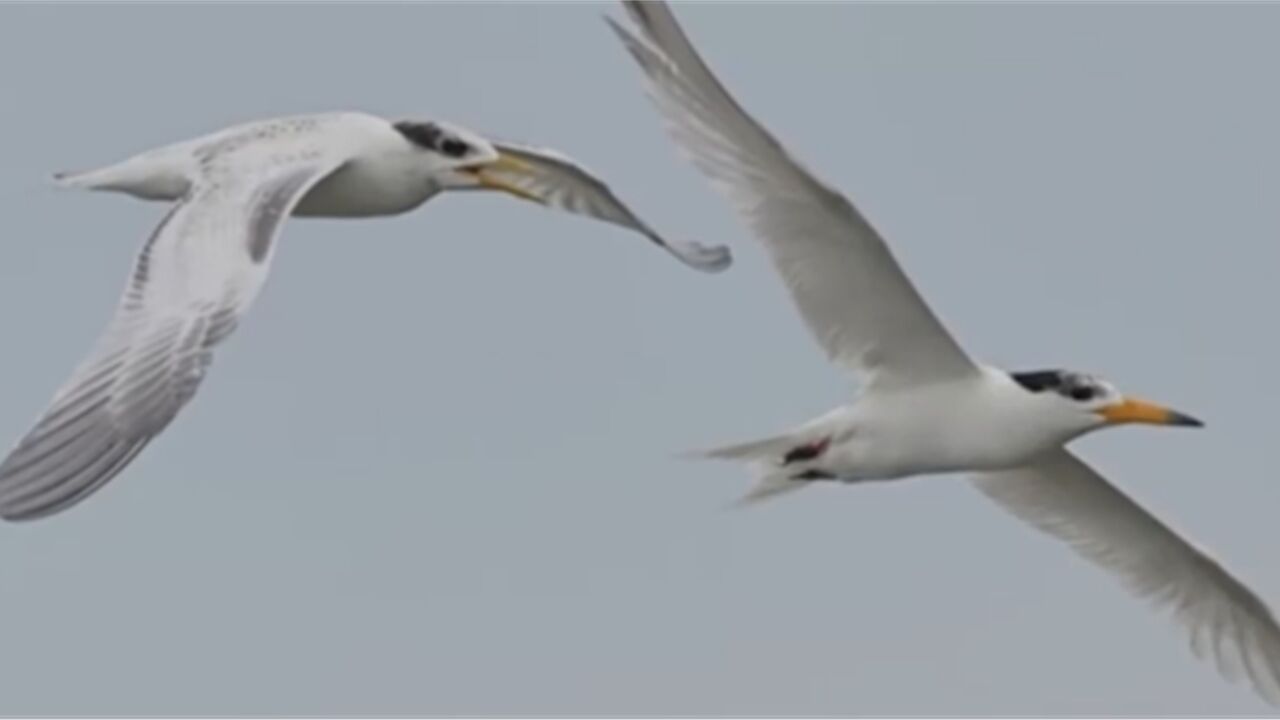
[0,111,730,521]
[609,0,1280,704]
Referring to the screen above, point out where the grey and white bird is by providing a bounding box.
[0,110,730,521]
[608,0,1280,705]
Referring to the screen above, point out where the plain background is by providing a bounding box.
[1,2,1278,715]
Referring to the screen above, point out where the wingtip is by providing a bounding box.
[620,0,651,25]
[671,240,733,273]
[603,10,643,46]
[0,508,41,523]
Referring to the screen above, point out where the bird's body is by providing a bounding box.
[295,150,443,217]
[769,368,1081,481]
[0,109,731,521]
[67,112,489,217]
[610,0,1280,704]
[706,366,1138,504]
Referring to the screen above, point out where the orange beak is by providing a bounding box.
[1096,397,1203,427]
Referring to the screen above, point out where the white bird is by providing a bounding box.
[0,110,731,521]
[608,1,1280,705]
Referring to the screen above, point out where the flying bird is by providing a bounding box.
[608,0,1280,705]
[0,111,731,521]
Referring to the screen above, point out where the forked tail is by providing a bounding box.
[733,466,814,506]
[686,430,832,506]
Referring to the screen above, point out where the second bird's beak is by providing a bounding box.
[1096,397,1204,427]
[461,153,545,204]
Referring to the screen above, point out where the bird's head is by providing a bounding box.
[392,119,543,202]
[1009,369,1203,438]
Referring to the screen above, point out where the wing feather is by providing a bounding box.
[973,450,1280,705]
[487,139,732,273]
[0,116,365,519]
[608,2,976,386]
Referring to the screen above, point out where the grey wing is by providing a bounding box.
[489,139,731,273]
[608,2,976,387]
[973,449,1280,705]
[0,149,350,520]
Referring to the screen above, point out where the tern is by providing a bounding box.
[608,0,1280,704]
[0,111,731,521]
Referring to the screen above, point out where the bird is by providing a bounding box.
[607,0,1280,705]
[0,110,731,521]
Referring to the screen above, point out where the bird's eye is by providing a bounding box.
[1067,385,1096,402]
[440,138,469,158]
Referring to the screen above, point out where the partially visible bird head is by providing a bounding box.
[1009,369,1203,436]
[393,119,542,202]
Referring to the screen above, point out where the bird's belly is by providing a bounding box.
[834,414,1059,481]
[293,160,440,218]
[833,443,1043,484]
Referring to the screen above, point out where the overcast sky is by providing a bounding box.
[1,2,1279,716]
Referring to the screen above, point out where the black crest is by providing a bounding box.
[1010,369,1065,393]
[393,121,444,151]
[393,121,471,158]
[1010,369,1102,402]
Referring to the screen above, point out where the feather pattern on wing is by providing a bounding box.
[0,115,367,520]
[609,2,977,387]
[486,138,731,272]
[973,450,1280,704]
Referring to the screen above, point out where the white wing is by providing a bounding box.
[973,450,1280,705]
[486,139,731,273]
[608,2,976,387]
[0,116,364,520]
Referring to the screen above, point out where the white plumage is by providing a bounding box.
[609,0,1280,705]
[0,110,731,521]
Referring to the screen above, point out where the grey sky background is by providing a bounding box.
[0,1,1278,715]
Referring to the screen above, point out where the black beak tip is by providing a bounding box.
[1170,411,1205,428]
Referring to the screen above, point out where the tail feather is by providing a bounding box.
[52,167,101,189]
[51,162,145,192]
[684,431,801,462]
[733,468,812,507]
[51,150,190,200]
[685,430,821,507]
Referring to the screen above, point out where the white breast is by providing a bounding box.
[293,154,442,218]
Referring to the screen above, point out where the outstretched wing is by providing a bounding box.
[973,449,1280,705]
[608,2,977,388]
[486,139,731,273]
[0,116,364,520]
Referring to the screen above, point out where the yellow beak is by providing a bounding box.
[462,153,545,204]
[1096,396,1204,427]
